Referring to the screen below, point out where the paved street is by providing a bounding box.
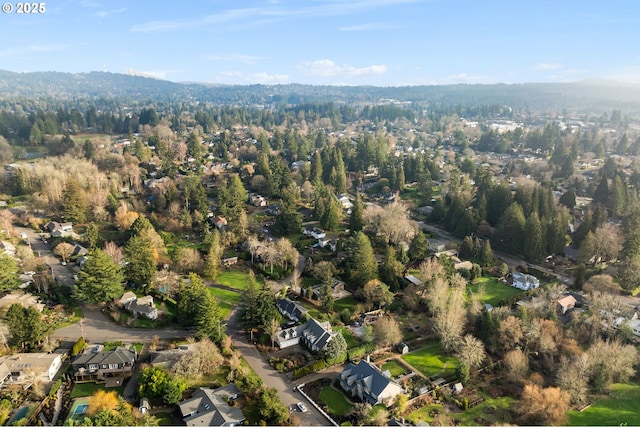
[226,307,333,426]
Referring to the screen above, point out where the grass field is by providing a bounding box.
[70,382,124,398]
[319,385,354,416]
[402,342,459,378]
[154,411,174,426]
[217,270,250,291]
[208,287,241,319]
[471,276,523,306]
[381,360,408,378]
[567,383,640,426]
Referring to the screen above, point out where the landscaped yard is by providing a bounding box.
[337,327,360,349]
[154,411,174,426]
[471,276,523,306]
[450,395,516,426]
[402,342,459,378]
[217,270,250,291]
[319,385,354,416]
[208,287,241,319]
[70,382,125,398]
[333,295,358,315]
[381,359,409,378]
[567,383,640,426]
[405,403,444,425]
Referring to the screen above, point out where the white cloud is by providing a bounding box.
[251,72,290,84]
[131,0,426,33]
[299,59,387,77]
[209,71,289,84]
[95,8,127,18]
[204,53,263,64]
[125,68,169,80]
[532,63,563,71]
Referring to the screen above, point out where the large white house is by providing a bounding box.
[0,353,62,386]
[511,272,540,291]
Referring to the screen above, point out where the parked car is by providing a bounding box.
[297,402,307,412]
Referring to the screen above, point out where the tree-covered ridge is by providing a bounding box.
[2,70,640,112]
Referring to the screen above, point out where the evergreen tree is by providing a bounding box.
[349,193,364,234]
[559,189,576,209]
[84,223,100,249]
[321,196,342,231]
[593,175,610,206]
[0,253,20,293]
[379,246,404,291]
[61,177,88,223]
[124,235,157,291]
[203,229,222,280]
[347,232,378,287]
[524,213,544,262]
[479,239,495,267]
[494,202,526,254]
[74,249,125,304]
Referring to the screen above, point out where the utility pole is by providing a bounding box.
[79,317,85,342]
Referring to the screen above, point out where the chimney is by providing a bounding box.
[366,354,370,363]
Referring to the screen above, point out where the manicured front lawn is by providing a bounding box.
[319,385,354,416]
[471,276,523,306]
[401,342,459,378]
[208,287,241,319]
[381,360,408,378]
[217,270,251,291]
[567,383,640,426]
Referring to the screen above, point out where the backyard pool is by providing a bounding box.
[74,403,89,415]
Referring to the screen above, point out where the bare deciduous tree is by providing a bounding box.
[374,317,403,348]
[504,348,529,383]
[54,242,74,263]
[362,201,418,245]
[556,354,591,404]
[456,334,486,369]
[104,241,124,265]
[516,384,570,425]
[583,274,620,294]
[498,316,524,352]
[593,222,622,262]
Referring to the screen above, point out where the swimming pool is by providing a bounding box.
[74,404,89,415]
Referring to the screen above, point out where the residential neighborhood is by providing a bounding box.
[0,71,640,427]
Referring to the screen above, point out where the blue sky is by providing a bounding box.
[1,0,639,86]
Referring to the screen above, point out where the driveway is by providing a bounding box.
[226,308,332,426]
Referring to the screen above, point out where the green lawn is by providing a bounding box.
[567,383,640,426]
[217,270,250,291]
[208,287,241,319]
[333,295,358,315]
[471,276,523,306]
[337,327,360,349]
[70,382,124,398]
[401,342,459,378]
[406,403,444,425]
[319,385,354,416]
[450,395,516,426]
[154,411,174,426]
[381,360,408,378]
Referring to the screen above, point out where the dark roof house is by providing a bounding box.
[276,298,308,322]
[339,359,404,407]
[179,384,245,426]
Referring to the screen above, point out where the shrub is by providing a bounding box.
[71,337,86,356]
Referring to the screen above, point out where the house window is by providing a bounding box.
[108,364,118,369]
[89,364,98,370]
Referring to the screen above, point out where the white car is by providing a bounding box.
[297,402,307,412]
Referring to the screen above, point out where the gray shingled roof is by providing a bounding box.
[179,384,244,426]
[71,348,136,368]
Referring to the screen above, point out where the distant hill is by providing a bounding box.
[1,70,640,112]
